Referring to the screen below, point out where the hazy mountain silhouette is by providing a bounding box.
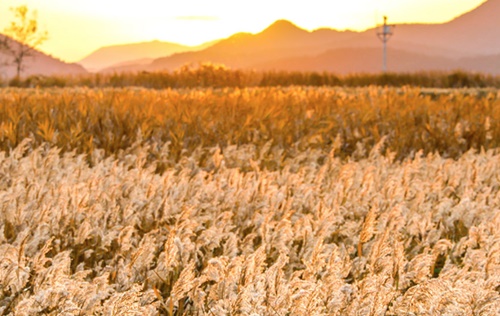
[79,40,219,72]
[254,48,457,73]
[0,34,87,78]
[102,0,500,74]
[383,0,500,58]
[459,53,500,74]
[102,20,358,73]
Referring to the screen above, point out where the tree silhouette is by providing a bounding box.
[1,6,48,78]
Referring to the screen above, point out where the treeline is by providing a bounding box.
[6,63,500,88]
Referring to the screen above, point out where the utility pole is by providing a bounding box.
[377,16,395,72]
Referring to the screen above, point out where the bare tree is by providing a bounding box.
[1,5,48,78]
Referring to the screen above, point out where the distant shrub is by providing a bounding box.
[8,67,500,89]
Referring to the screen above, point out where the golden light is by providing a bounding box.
[0,0,488,62]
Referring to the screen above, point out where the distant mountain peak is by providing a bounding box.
[79,40,217,71]
[260,20,306,36]
[0,34,87,78]
[268,19,299,29]
[102,2,500,75]
[449,0,499,24]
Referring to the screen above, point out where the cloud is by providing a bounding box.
[175,16,219,21]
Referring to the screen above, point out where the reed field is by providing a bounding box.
[7,68,500,89]
[1,86,500,315]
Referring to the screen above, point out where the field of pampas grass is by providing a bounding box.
[1,86,500,315]
[1,136,500,315]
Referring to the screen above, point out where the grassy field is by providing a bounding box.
[7,67,500,89]
[0,86,498,164]
[1,86,500,315]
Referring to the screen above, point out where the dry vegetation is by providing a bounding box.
[6,66,500,89]
[0,86,500,315]
[0,86,499,165]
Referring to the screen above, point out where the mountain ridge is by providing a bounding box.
[79,39,219,72]
[100,0,500,74]
[0,34,87,78]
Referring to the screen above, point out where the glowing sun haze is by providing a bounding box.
[0,0,487,62]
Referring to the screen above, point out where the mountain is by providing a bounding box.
[103,0,500,75]
[459,53,500,74]
[0,35,87,78]
[381,0,500,58]
[104,20,359,73]
[254,48,457,73]
[78,40,218,72]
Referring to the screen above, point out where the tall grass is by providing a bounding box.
[1,86,500,314]
[0,86,498,170]
[1,141,499,314]
[7,66,500,89]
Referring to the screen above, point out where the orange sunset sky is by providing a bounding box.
[0,0,487,62]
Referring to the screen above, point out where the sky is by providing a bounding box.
[0,0,488,62]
